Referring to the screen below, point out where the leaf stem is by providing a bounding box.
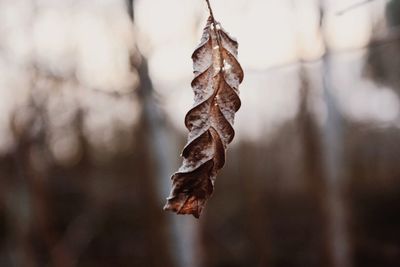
[205,0,215,21]
[204,0,224,114]
[204,0,222,61]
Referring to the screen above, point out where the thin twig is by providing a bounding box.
[336,0,376,16]
[204,0,223,69]
[205,0,215,21]
[206,0,224,84]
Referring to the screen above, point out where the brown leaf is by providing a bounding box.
[164,16,244,218]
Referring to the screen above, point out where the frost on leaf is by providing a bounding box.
[164,17,244,218]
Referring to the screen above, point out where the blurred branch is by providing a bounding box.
[48,204,105,267]
[245,23,400,74]
[90,88,135,98]
[336,0,377,16]
[370,24,400,46]
[126,0,134,21]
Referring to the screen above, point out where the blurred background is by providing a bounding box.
[0,0,400,266]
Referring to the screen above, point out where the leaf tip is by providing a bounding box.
[163,195,203,219]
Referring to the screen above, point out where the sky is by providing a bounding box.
[0,0,398,156]
[135,0,398,141]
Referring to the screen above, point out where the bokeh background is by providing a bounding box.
[0,0,400,266]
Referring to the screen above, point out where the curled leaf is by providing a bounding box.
[164,17,244,218]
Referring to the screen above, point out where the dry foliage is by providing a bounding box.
[164,12,244,218]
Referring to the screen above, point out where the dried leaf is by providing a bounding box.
[164,17,244,218]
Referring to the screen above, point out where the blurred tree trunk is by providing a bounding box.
[126,1,201,267]
[319,2,352,267]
